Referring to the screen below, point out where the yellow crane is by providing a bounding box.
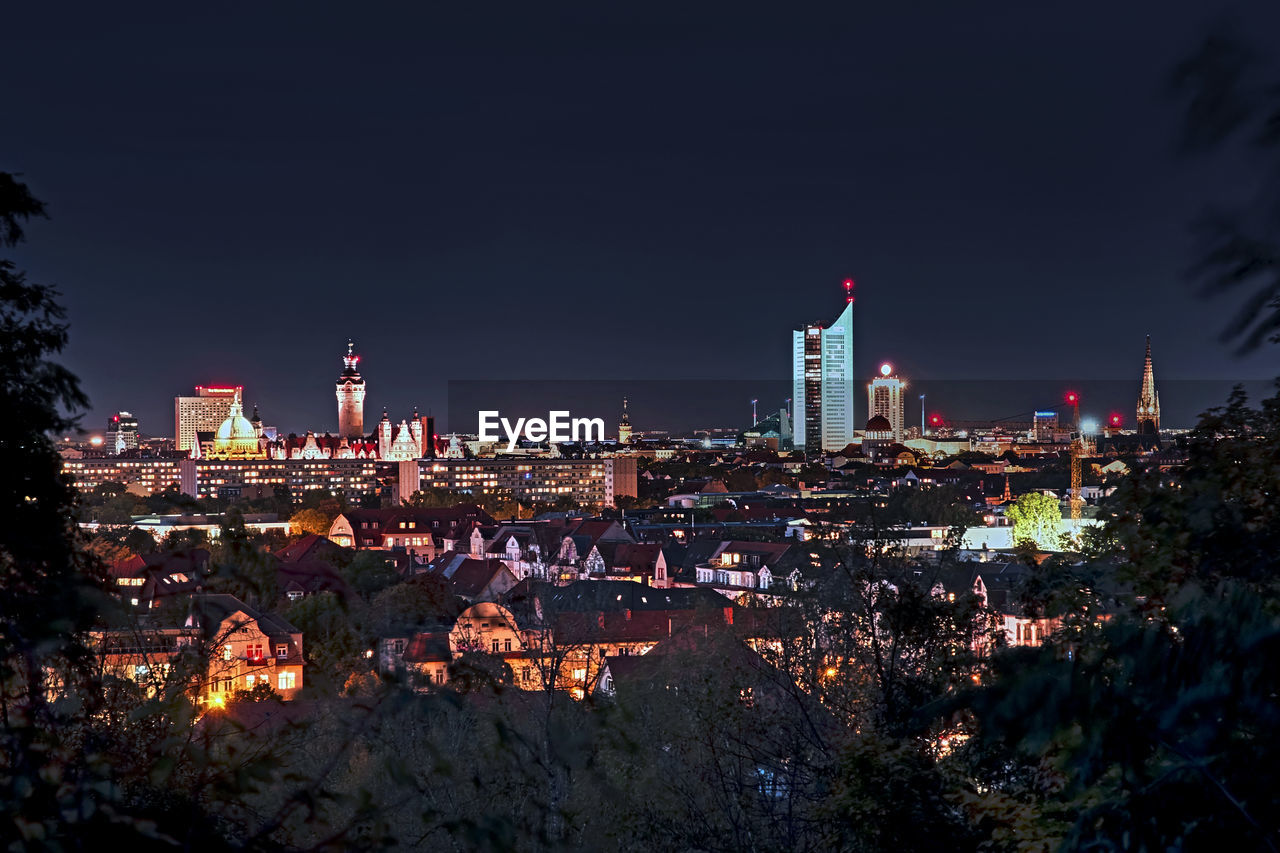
[1066,391,1092,522]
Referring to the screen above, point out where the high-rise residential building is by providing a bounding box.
[410,456,629,507]
[174,386,241,454]
[866,362,905,443]
[1136,335,1160,435]
[336,340,366,439]
[791,294,854,453]
[105,412,139,454]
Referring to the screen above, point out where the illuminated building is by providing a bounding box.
[866,362,905,442]
[863,414,894,441]
[618,398,632,445]
[105,412,139,454]
[410,457,634,507]
[174,386,241,454]
[178,457,382,504]
[1136,335,1160,435]
[62,456,183,495]
[377,407,425,461]
[207,390,266,460]
[336,340,366,440]
[1033,411,1058,442]
[791,284,855,453]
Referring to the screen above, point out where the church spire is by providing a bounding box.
[1136,335,1160,435]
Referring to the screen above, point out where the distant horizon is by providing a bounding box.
[74,374,1275,442]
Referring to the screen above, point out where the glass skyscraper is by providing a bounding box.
[791,301,854,453]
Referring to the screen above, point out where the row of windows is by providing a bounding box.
[210,671,296,692]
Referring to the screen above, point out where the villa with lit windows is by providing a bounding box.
[93,593,305,705]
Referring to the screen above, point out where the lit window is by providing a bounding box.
[277,671,295,690]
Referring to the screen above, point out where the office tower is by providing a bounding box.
[174,386,241,454]
[1033,411,1058,442]
[791,292,854,453]
[105,412,139,454]
[866,362,905,442]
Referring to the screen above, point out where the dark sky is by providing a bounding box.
[5,2,1278,435]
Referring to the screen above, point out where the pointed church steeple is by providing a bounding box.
[1136,335,1160,435]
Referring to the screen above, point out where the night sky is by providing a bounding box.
[5,2,1278,435]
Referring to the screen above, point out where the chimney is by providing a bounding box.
[723,606,733,625]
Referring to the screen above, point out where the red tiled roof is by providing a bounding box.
[276,533,350,564]
[404,631,452,663]
[109,554,147,578]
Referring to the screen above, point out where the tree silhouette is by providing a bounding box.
[1173,31,1280,353]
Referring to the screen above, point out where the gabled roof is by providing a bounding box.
[403,631,452,663]
[276,533,351,565]
[544,579,734,614]
[561,519,634,548]
[337,505,497,546]
[190,593,301,641]
[424,551,514,600]
[594,542,664,575]
[276,560,352,599]
[109,554,148,579]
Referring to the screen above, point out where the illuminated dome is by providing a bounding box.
[209,392,265,460]
[865,415,892,432]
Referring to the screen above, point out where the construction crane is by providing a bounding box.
[1065,391,1094,522]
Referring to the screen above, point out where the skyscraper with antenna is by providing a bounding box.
[791,280,855,453]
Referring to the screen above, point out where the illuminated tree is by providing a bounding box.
[289,506,332,536]
[1005,491,1062,550]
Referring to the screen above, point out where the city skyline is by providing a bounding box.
[82,329,1252,441]
[8,4,1279,435]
